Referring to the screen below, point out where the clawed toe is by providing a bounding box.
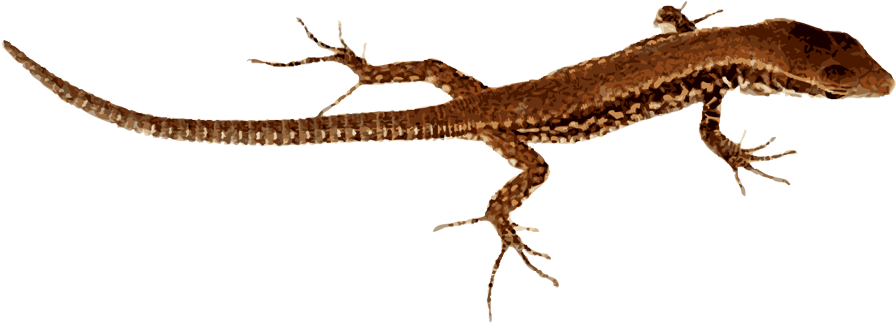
[737,131,798,162]
[747,149,797,163]
[743,136,775,153]
[437,215,555,321]
[247,17,363,67]
[512,222,539,233]
[730,131,797,195]
[744,164,790,185]
[515,247,559,287]
[432,216,485,232]
[248,18,369,116]
[522,243,551,260]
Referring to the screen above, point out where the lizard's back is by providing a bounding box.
[2,19,889,146]
[460,19,890,144]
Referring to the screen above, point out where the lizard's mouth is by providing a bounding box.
[822,87,850,99]
[823,62,893,98]
[816,79,894,100]
[810,80,867,100]
[767,71,841,99]
[822,74,893,99]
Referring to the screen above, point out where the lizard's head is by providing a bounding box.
[776,21,893,99]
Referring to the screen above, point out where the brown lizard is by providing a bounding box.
[2,2,893,321]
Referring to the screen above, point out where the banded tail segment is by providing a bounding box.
[3,40,458,145]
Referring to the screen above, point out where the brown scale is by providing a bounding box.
[527,63,730,143]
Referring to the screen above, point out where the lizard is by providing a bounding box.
[2,3,892,321]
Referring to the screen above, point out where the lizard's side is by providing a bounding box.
[3,4,892,321]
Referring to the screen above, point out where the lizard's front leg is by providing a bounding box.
[653,2,723,34]
[699,82,797,195]
[249,18,487,116]
[433,128,557,321]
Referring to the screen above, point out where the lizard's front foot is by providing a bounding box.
[727,131,797,195]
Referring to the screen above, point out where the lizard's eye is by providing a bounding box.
[818,64,857,87]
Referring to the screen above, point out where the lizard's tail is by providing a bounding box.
[4,40,461,146]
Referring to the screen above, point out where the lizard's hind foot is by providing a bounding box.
[248,18,368,116]
[436,215,557,321]
[485,230,557,321]
[246,19,363,69]
[503,227,556,281]
[433,217,544,233]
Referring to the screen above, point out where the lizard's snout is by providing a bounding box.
[839,69,893,98]
[880,76,894,96]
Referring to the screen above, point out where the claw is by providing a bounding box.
[522,244,551,260]
[317,82,361,117]
[487,243,509,322]
[744,164,790,185]
[729,132,796,195]
[734,168,746,196]
[737,131,792,158]
[432,216,485,232]
[337,21,350,50]
[744,137,775,153]
[736,129,772,152]
[516,248,559,287]
[748,150,797,163]
[487,241,557,321]
[250,18,368,115]
[296,17,338,52]
[512,222,539,233]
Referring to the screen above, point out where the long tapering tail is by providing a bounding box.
[3,40,459,145]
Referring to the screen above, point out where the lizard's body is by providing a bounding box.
[2,3,892,321]
[9,19,888,147]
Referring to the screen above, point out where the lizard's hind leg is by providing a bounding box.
[434,128,558,321]
[249,18,488,116]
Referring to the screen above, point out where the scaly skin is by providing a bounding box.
[3,4,892,321]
